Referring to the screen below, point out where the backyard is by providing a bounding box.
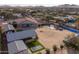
[35,26,74,53]
[25,40,45,53]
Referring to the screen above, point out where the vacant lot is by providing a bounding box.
[36,26,73,49]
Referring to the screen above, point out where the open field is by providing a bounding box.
[35,26,74,53]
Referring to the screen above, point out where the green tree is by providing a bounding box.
[60,45,64,50]
[44,15,54,23]
[53,45,58,53]
[12,21,17,28]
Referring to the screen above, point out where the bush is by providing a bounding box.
[60,45,64,49]
[45,49,50,54]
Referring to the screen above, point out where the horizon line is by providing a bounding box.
[0,4,78,7]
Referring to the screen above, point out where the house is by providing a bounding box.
[6,29,37,43]
[1,23,37,54]
[74,20,79,29]
[8,40,29,54]
[17,21,37,30]
[64,15,77,23]
[6,29,37,54]
[13,13,23,18]
[14,17,39,30]
[1,23,15,34]
[1,23,16,53]
[54,16,66,23]
[54,16,76,25]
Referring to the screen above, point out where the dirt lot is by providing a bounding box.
[36,26,74,49]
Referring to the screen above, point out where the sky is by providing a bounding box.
[0,0,79,6]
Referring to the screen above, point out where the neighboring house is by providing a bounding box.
[1,23,15,53]
[54,16,66,23]
[13,13,23,18]
[1,23,15,34]
[14,17,39,30]
[75,20,79,29]
[18,21,37,30]
[64,15,76,23]
[54,16,76,23]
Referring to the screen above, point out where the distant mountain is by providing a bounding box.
[0,4,79,8]
[56,4,79,8]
